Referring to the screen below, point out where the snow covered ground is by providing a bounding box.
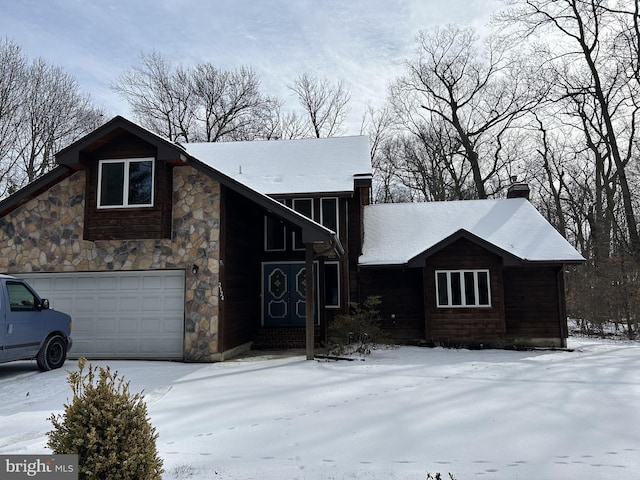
[1,337,638,480]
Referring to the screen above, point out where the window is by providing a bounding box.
[292,198,313,250]
[324,262,340,308]
[321,198,338,234]
[7,281,38,311]
[98,158,154,208]
[265,215,286,251]
[435,270,491,307]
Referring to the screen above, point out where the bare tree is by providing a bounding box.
[390,25,542,199]
[288,73,351,138]
[15,59,104,183]
[0,38,25,195]
[497,0,640,260]
[0,39,104,197]
[494,0,640,337]
[114,53,282,143]
[267,104,310,140]
[113,52,196,142]
[190,63,280,141]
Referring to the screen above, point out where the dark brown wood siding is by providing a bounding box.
[261,193,363,327]
[219,186,263,351]
[503,265,565,339]
[424,238,505,345]
[358,267,425,342]
[82,132,173,240]
[347,186,367,310]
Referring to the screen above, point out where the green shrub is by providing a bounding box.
[47,358,163,480]
[328,295,391,356]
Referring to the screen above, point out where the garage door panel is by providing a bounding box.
[30,277,53,291]
[75,297,96,313]
[95,319,118,334]
[120,277,140,289]
[54,277,77,290]
[119,318,141,334]
[18,270,185,360]
[72,316,97,334]
[50,295,76,313]
[97,277,119,290]
[92,339,117,355]
[75,279,97,291]
[139,318,160,332]
[117,339,138,354]
[142,297,183,312]
[97,296,118,311]
[142,276,164,288]
[120,297,141,310]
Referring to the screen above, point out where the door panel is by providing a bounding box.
[2,281,44,358]
[262,263,318,326]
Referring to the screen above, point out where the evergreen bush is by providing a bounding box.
[328,295,391,356]
[47,358,163,480]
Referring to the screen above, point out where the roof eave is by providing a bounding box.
[406,228,524,267]
[358,262,409,269]
[519,258,586,266]
[55,116,187,167]
[0,166,74,217]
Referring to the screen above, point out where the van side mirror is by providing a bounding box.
[38,299,50,310]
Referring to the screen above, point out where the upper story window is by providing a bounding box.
[291,197,340,250]
[292,198,313,219]
[436,270,491,308]
[265,215,286,251]
[98,158,154,208]
[321,198,338,235]
[292,198,313,250]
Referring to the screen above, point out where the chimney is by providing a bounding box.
[507,176,530,199]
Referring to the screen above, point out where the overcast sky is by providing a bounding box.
[0,0,504,135]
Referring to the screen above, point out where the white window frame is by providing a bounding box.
[97,157,154,208]
[435,269,491,308]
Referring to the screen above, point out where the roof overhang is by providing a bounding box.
[185,156,344,258]
[406,228,525,267]
[359,227,585,269]
[55,116,189,169]
[0,166,75,217]
[3,116,343,258]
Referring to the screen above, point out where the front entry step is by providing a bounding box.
[252,326,321,350]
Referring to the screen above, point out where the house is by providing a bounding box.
[0,116,367,361]
[0,116,584,361]
[358,197,585,348]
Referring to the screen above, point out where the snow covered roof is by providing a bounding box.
[183,136,372,195]
[359,198,585,266]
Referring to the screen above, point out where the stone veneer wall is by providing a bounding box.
[0,166,221,361]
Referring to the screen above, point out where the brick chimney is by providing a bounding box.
[507,176,530,199]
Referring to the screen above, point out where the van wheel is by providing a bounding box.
[36,335,67,371]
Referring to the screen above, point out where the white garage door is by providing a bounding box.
[18,270,185,360]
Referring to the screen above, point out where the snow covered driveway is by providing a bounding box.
[0,337,638,479]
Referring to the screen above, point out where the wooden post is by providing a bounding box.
[305,243,314,360]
